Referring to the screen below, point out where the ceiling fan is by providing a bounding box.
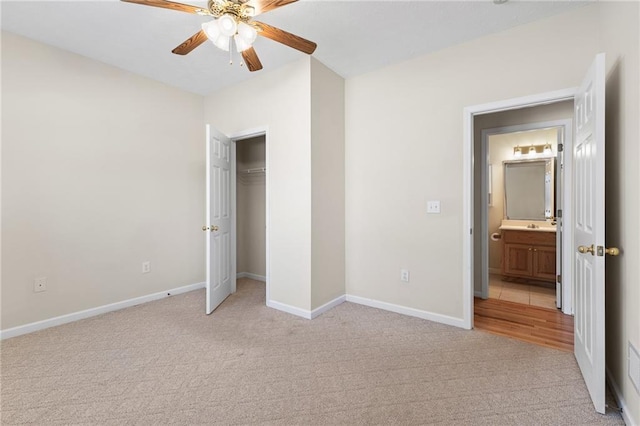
[121,0,317,72]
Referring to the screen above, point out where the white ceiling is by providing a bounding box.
[1,0,591,96]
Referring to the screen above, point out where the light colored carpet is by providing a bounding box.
[1,278,624,425]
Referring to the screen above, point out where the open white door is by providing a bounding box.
[205,124,234,314]
[573,53,606,413]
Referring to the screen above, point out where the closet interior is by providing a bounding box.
[236,135,266,282]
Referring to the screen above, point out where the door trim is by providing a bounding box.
[462,88,576,330]
[230,126,270,304]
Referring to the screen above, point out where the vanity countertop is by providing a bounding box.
[499,220,556,233]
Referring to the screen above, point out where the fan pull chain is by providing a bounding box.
[229,38,233,65]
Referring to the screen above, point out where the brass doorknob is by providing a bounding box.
[202,225,209,231]
[578,245,595,255]
[605,247,620,256]
[202,225,219,232]
[211,225,219,232]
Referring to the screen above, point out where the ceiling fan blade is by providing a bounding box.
[254,21,317,55]
[172,30,209,55]
[120,0,211,15]
[241,47,263,72]
[247,0,298,16]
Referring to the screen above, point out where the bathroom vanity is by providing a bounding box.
[499,157,558,285]
[500,227,556,283]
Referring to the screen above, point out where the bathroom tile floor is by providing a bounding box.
[489,274,557,310]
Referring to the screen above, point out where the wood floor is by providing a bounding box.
[474,297,574,352]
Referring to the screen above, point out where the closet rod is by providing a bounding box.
[238,167,266,174]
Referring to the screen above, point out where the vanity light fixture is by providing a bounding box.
[514,143,555,158]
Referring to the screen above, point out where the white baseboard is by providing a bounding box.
[237,272,266,282]
[266,300,312,319]
[474,290,483,298]
[311,295,346,319]
[345,294,467,329]
[268,293,467,328]
[266,294,346,320]
[607,367,639,426]
[0,282,206,340]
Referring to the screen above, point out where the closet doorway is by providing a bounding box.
[234,134,267,297]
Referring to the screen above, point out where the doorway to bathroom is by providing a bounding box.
[471,101,575,351]
[481,122,570,311]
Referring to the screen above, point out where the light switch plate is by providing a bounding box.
[427,200,441,214]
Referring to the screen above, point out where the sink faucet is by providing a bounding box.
[527,223,539,229]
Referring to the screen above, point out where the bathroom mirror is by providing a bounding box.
[503,159,554,220]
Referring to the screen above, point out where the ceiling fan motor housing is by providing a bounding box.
[208,0,254,21]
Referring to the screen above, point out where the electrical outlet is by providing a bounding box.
[400,269,410,282]
[142,261,151,274]
[34,276,47,293]
[427,200,441,214]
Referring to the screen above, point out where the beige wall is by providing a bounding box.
[1,32,205,330]
[487,128,558,272]
[204,58,346,313]
[345,6,598,319]
[236,136,266,277]
[310,58,346,310]
[600,2,640,423]
[345,3,639,419]
[204,58,313,310]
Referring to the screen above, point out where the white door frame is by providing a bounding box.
[229,126,270,303]
[479,119,573,314]
[462,88,576,329]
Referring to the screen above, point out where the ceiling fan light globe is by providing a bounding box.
[201,20,221,41]
[237,22,257,44]
[218,14,238,37]
[234,35,251,52]
[213,35,230,51]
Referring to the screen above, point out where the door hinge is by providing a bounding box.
[557,274,562,284]
[558,143,564,152]
[470,228,473,235]
[557,209,563,218]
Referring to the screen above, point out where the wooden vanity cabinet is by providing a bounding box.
[502,230,556,283]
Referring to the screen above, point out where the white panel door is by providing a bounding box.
[573,53,606,414]
[205,125,233,314]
